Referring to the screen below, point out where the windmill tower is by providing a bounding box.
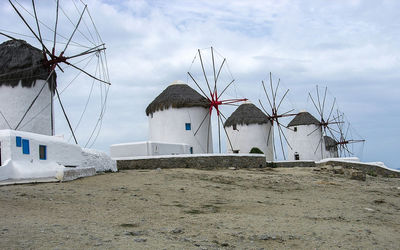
[146,80,213,154]
[0,40,55,135]
[286,111,323,161]
[0,1,111,147]
[224,102,273,159]
[334,110,365,158]
[323,135,339,158]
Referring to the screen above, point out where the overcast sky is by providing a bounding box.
[1,0,399,169]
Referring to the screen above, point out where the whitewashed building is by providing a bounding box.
[0,129,116,182]
[286,111,324,161]
[145,80,213,154]
[0,40,55,135]
[224,103,274,160]
[0,40,116,183]
[323,135,339,158]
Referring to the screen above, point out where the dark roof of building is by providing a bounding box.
[0,39,56,89]
[287,111,320,127]
[145,83,209,116]
[324,136,338,150]
[224,103,271,127]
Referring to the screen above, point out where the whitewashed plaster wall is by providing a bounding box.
[225,123,274,160]
[322,145,338,159]
[148,106,213,153]
[81,148,117,172]
[0,129,116,181]
[0,80,53,135]
[286,124,324,161]
[0,130,83,166]
[110,141,191,158]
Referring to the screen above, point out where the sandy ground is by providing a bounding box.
[0,167,399,249]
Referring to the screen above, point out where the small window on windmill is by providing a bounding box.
[294,127,297,132]
[294,152,300,160]
[185,123,191,131]
[233,124,237,130]
[190,147,193,154]
[39,145,47,160]
[16,136,22,147]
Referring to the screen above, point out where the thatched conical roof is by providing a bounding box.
[145,81,209,116]
[287,111,320,127]
[0,39,56,89]
[224,103,270,127]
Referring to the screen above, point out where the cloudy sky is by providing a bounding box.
[1,0,399,169]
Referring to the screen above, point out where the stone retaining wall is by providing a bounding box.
[267,161,316,168]
[117,155,266,170]
[316,160,400,178]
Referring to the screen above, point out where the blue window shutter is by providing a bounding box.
[16,136,22,147]
[22,139,30,154]
[185,123,191,130]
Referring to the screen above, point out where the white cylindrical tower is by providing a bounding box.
[323,136,338,158]
[0,40,55,136]
[146,81,213,153]
[286,111,323,161]
[224,103,273,160]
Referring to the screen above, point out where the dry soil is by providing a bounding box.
[0,167,399,249]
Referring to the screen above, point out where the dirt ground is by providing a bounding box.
[0,167,399,249]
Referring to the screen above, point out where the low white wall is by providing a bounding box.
[111,142,149,158]
[110,141,191,159]
[81,148,117,172]
[0,159,65,181]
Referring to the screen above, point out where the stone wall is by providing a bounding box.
[117,154,266,170]
[267,161,316,168]
[316,160,400,178]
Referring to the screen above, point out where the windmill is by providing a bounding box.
[187,47,247,153]
[307,85,343,158]
[0,0,110,148]
[258,72,297,160]
[334,110,366,157]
